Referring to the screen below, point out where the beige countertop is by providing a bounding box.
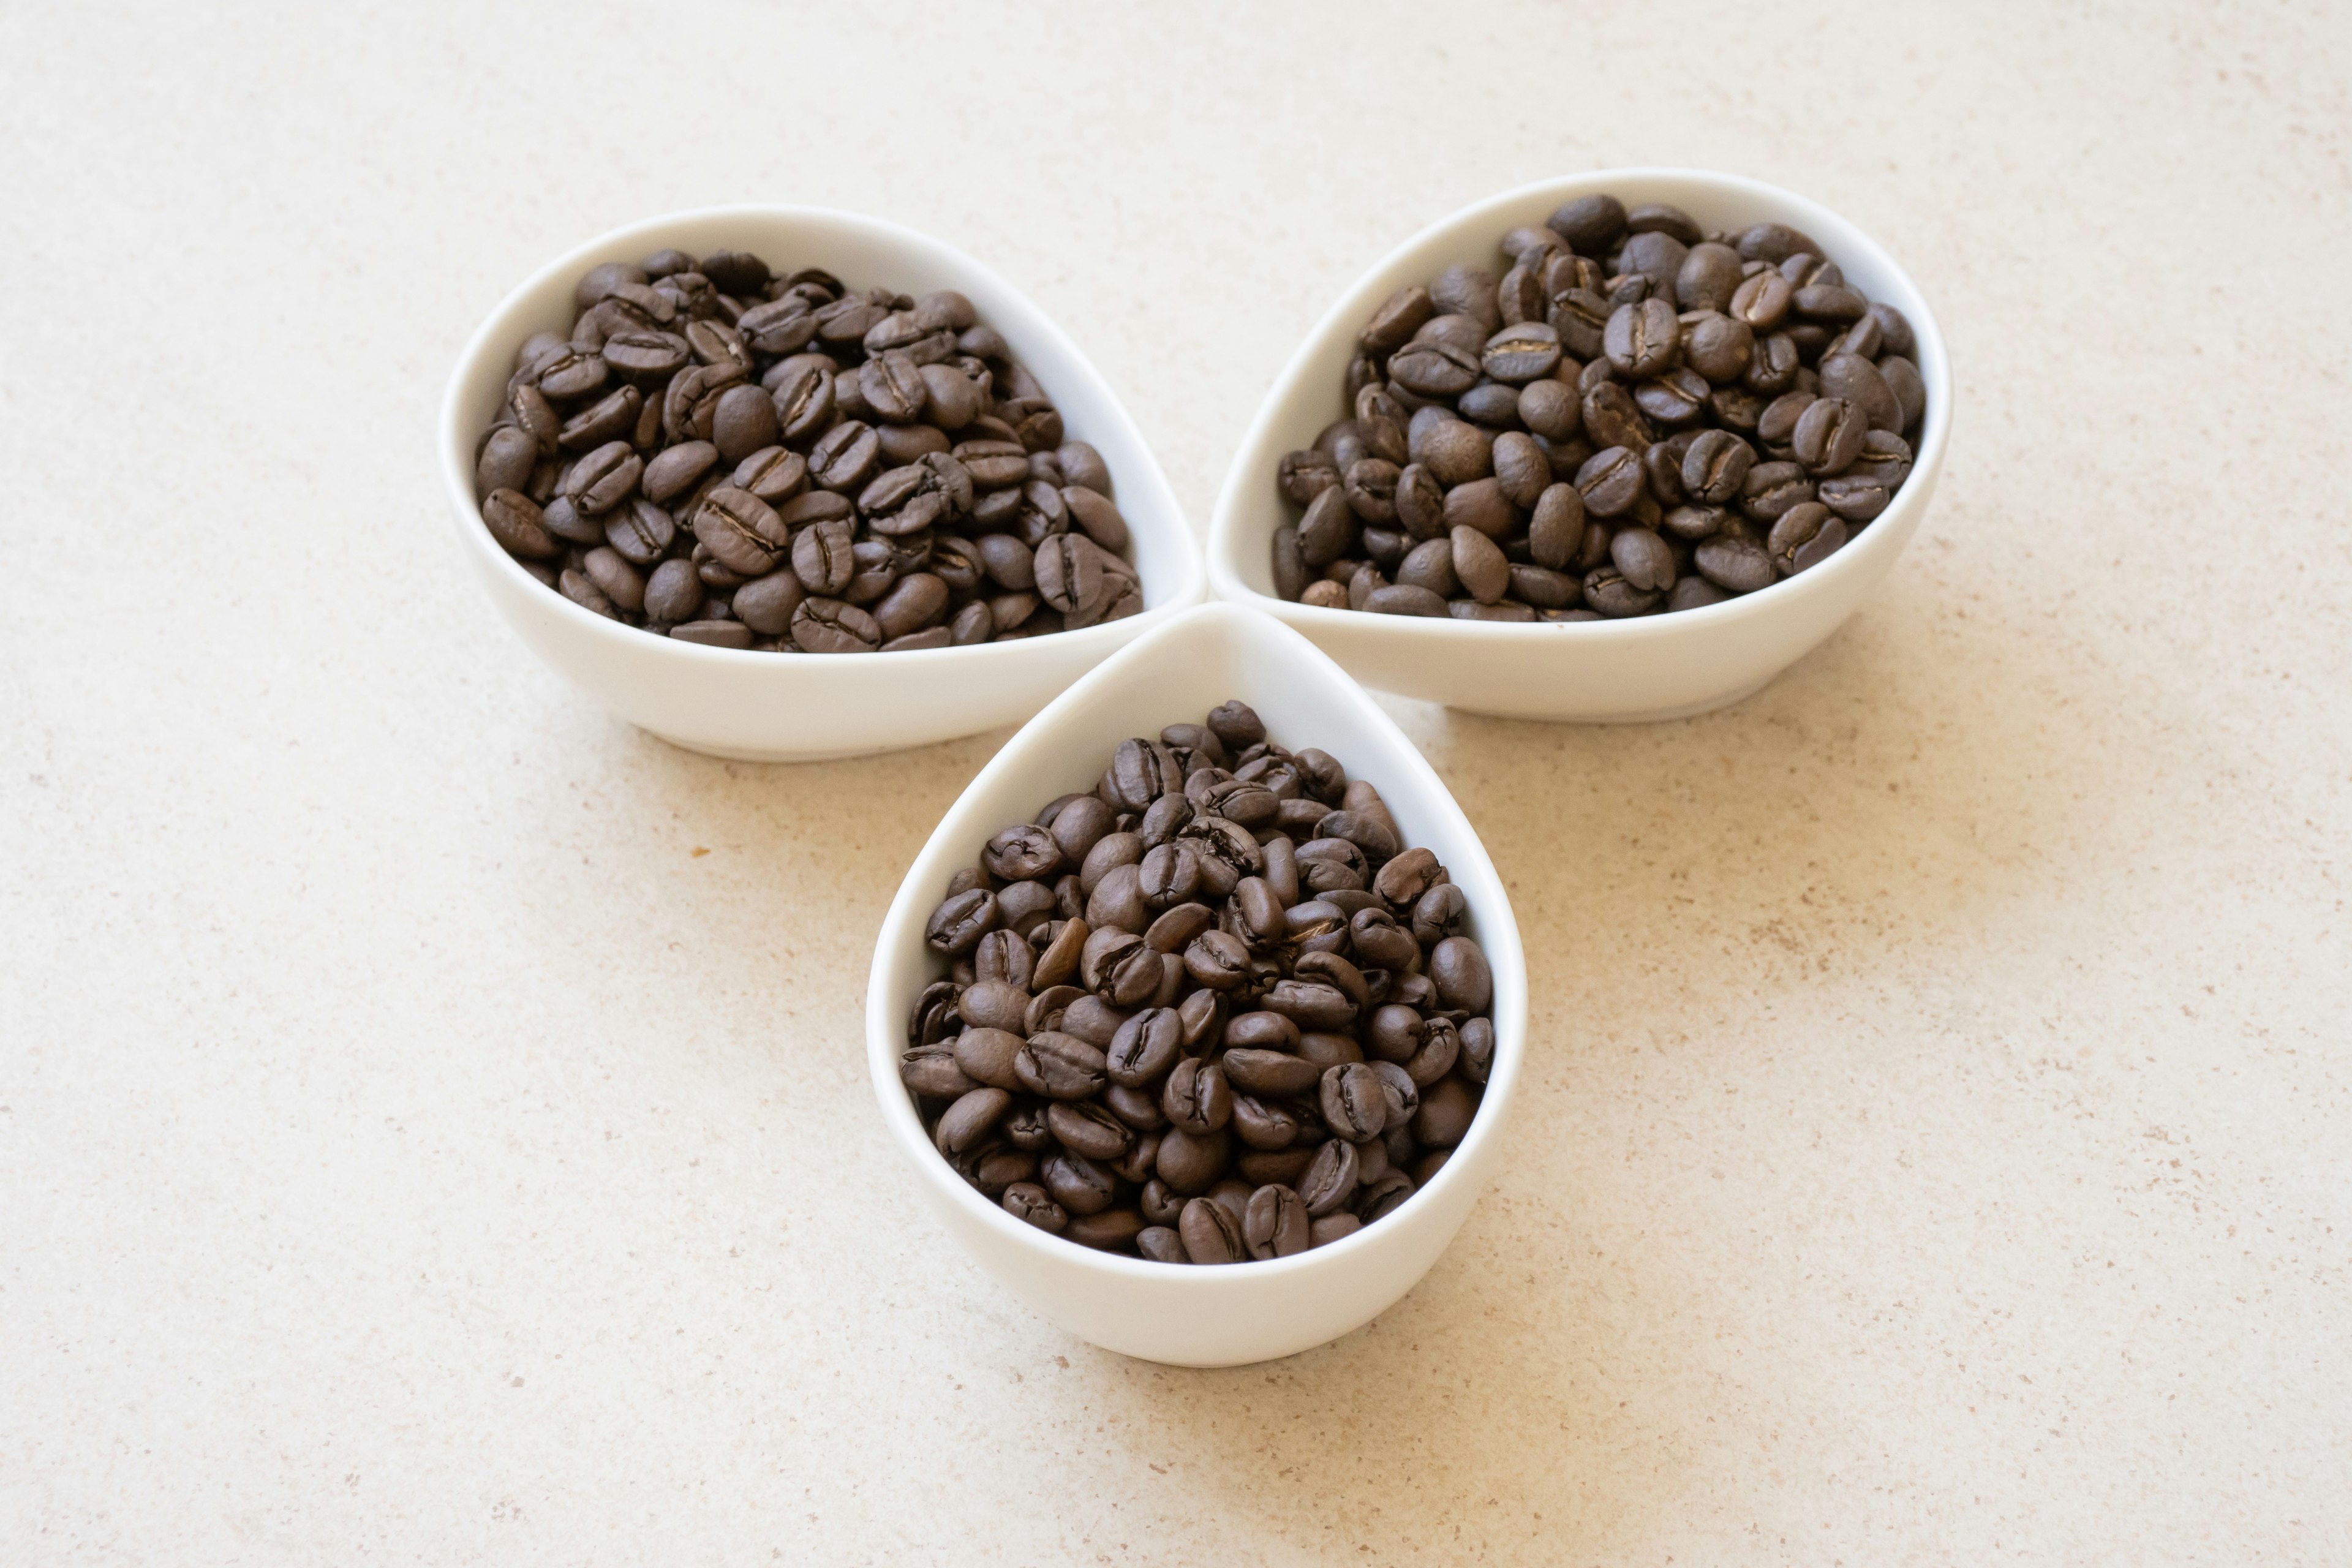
[6,3,2348,1561]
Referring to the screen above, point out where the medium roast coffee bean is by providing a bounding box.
[1273,193,1924,619]
[904,701,1496,1261]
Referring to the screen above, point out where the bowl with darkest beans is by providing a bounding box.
[1208,169,1951,723]
[439,206,1204,761]
[867,603,1525,1366]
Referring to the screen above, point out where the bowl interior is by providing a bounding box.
[1210,168,1951,616]
[865,602,1526,1282]
[440,205,1205,651]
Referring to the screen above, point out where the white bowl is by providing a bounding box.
[864,603,1526,1366]
[439,206,1205,761]
[1207,169,1953,723]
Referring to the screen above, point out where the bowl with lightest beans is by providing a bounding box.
[1208,169,1951,723]
[439,205,1204,761]
[867,603,1526,1366]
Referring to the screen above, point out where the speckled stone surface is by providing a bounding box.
[5,3,2349,1562]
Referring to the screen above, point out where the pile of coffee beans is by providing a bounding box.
[475,247,1142,651]
[902,701,1496,1264]
[1271,194,1926,619]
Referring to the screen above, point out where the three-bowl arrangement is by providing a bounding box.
[438,172,1949,1363]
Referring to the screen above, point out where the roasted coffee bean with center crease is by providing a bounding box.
[693,486,786,575]
[790,595,881,652]
[1585,567,1660,617]
[1767,502,1849,575]
[1741,461,1816,523]
[565,440,643,514]
[1604,298,1681,379]
[1002,1182,1068,1233]
[1575,446,1646,518]
[1321,1062,1387,1143]
[1042,1150,1117,1216]
[1635,368,1711,426]
[1017,1032,1109,1101]
[481,489,560,559]
[1243,1184,1309,1259]
[1792,396,1866,475]
[1047,1101,1134,1163]
[1298,1137,1360,1215]
[1106,1007,1182,1086]
[984,823,1062,883]
[1679,428,1754,503]
[791,516,856,595]
[1178,1196,1247,1264]
[1161,1055,1232,1135]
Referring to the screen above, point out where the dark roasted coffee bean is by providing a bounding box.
[1583,567,1660,617]
[1680,428,1755,504]
[1766,502,1849,576]
[1604,298,1681,379]
[1581,380,1653,452]
[481,489,559,559]
[1243,1184,1308,1259]
[1610,526,1676,592]
[1817,352,1902,434]
[1695,533,1776,594]
[1741,461,1816,522]
[790,595,881,652]
[1879,355,1926,432]
[1320,1062,1386,1143]
[1635,368,1710,426]
[1449,525,1509,604]
[1482,323,1563,383]
[1178,1196,1246,1263]
[1548,194,1627,253]
[1575,446,1646,518]
[1791,396,1866,474]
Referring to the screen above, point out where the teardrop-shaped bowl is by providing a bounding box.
[866,603,1525,1365]
[1208,169,1951,722]
[440,205,1205,761]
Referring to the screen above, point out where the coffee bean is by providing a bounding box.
[790,595,881,652]
[1792,396,1867,474]
[1695,534,1776,594]
[1610,527,1676,592]
[1583,567,1660,617]
[1766,502,1849,576]
[1548,194,1627,253]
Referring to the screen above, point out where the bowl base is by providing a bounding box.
[639,727,899,764]
[1448,670,1777,725]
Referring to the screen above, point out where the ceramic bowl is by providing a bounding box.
[439,206,1205,761]
[865,603,1525,1366]
[1207,169,1952,723]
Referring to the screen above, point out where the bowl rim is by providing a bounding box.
[438,202,1208,669]
[1206,167,1953,643]
[863,600,1526,1284]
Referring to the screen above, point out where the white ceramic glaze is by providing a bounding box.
[440,207,1205,761]
[1208,170,1953,723]
[865,603,1525,1366]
